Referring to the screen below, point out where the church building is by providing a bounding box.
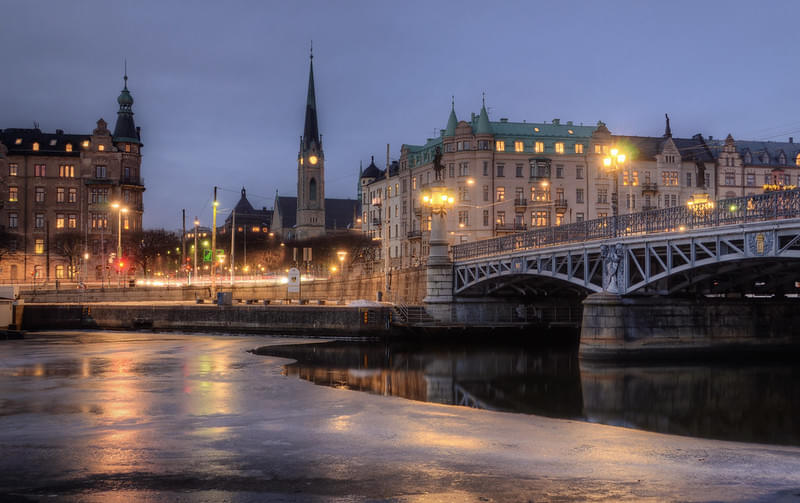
[270,50,359,241]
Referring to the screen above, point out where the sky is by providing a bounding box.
[2,0,800,230]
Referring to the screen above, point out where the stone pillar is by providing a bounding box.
[424,209,453,322]
[579,292,626,360]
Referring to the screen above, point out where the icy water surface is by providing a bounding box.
[258,340,800,446]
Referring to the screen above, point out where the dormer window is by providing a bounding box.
[49,139,57,146]
[65,143,72,152]
[761,152,769,164]
[779,153,786,164]
[744,152,752,164]
[32,142,39,151]
[98,145,105,152]
[82,140,90,148]
[14,138,21,145]
[796,153,800,166]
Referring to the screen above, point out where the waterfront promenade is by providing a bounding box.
[1,331,798,501]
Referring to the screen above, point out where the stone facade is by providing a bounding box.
[0,77,144,282]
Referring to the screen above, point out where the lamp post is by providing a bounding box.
[193,217,199,285]
[336,250,347,303]
[111,203,128,286]
[421,180,455,320]
[603,148,626,236]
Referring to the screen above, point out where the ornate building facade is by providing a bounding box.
[0,74,144,282]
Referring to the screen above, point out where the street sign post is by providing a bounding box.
[287,267,301,301]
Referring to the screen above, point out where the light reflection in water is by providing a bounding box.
[258,341,800,446]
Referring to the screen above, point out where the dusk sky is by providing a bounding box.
[2,1,799,230]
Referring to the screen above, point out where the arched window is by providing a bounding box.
[65,143,72,152]
[32,142,39,151]
[309,178,317,201]
[795,153,800,167]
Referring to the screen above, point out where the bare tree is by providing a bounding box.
[52,231,84,279]
[125,229,181,278]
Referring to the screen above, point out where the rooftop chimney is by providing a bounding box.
[790,137,794,143]
[56,129,64,135]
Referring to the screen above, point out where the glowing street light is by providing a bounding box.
[603,147,627,236]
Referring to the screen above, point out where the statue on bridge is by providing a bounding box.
[433,146,444,181]
[601,243,625,294]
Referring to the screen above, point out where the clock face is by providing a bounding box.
[309,155,318,165]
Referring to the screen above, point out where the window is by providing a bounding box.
[576,212,584,222]
[91,213,108,229]
[483,161,489,176]
[68,214,77,229]
[412,177,416,190]
[556,165,564,178]
[386,185,391,199]
[764,173,771,185]
[516,164,523,177]
[402,179,407,193]
[597,188,608,203]
[98,144,105,152]
[32,142,39,151]
[662,171,679,186]
[66,143,72,152]
[8,164,17,176]
[125,144,131,153]
[458,210,469,227]
[55,265,65,279]
[8,213,18,229]
[461,141,471,151]
[495,141,505,152]
[594,145,602,154]
[68,188,77,203]
[35,213,44,229]
[458,162,469,176]
[531,187,549,202]
[57,187,65,203]
[555,142,564,154]
[496,187,505,201]
[685,173,692,187]
[483,210,489,226]
[576,166,584,179]
[35,187,45,203]
[59,165,75,177]
[91,188,109,204]
[8,187,18,202]
[575,143,584,154]
[576,188,584,204]
[724,172,735,186]
[448,164,455,178]
[514,141,524,152]
[34,164,46,177]
[532,211,549,227]
[482,185,489,202]
[796,153,800,167]
[478,140,490,150]
[123,190,130,203]
[444,143,454,153]
[56,214,65,229]
[95,165,107,178]
[458,186,470,202]
[496,164,504,177]
[515,187,524,202]
[556,188,564,202]
[123,216,130,230]
[626,194,636,210]
[82,140,90,148]
[35,239,44,254]
[496,211,505,226]
[535,141,544,153]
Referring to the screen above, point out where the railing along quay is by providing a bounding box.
[452,189,800,261]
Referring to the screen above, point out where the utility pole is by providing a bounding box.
[211,186,218,299]
[230,210,235,286]
[182,209,187,283]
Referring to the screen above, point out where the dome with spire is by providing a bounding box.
[360,155,384,179]
[113,72,140,145]
[118,75,134,106]
[475,95,491,135]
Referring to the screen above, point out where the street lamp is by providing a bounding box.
[111,203,129,285]
[336,250,347,303]
[193,217,199,284]
[603,148,626,236]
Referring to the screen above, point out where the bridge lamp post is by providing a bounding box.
[603,149,626,236]
[337,250,347,302]
[421,182,455,321]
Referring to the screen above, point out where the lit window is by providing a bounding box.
[555,142,565,154]
[125,144,131,153]
[68,188,77,203]
[495,141,505,152]
[535,141,544,153]
[124,216,130,230]
[34,164,46,177]
[32,142,39,151]
[14,138,22,145]
[8,164,17,176]
[496,187,505,202]
[575,143,584,154]
[59,165,74,177]
[98,144,105,151]
[55,265,65,279]
[9,187,18,202]
[56,214,65,229]
[66,143,72,152]
[796,153,800,166]
[594,145,602,154]
[57,187,65,202]
[568,129,574,135]
[68,214,77,228]
[35,239,44,255]
[534,127,540,132]
[82,140,90,148]
[514,141,524,152]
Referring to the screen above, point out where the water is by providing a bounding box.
[257,340,800,446]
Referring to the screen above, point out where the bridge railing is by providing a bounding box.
[452,188,800,261]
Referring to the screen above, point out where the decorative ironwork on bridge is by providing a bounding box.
[453,189,800,296]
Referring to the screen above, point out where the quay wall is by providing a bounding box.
[18,268,427,305]
[580,293,800,360]
[21,303,393,337]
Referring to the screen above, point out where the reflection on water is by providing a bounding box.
[259,341,800,446]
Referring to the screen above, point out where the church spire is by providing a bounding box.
[113,63,140,144]
[302,45,320,152]
[664,113,672,138]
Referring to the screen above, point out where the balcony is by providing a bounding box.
[513,197,527,209]
[554,198,568,213]
[641,182,658,193]
[407,229,423,239]
[120,176,145,187]
[495,222,527,233]
[371,217,381,227]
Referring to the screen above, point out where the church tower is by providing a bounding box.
[296,47,326,240]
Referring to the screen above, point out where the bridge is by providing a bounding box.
[426,189,800,358]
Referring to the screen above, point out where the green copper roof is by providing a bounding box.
[444,101,457,137]
[475,102,491,135]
